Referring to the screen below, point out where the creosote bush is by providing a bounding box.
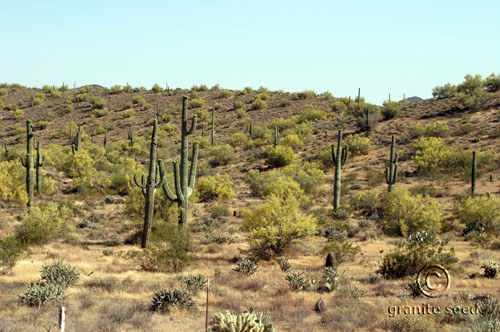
[209,144,235,167]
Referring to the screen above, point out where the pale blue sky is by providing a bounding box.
[1,0,498,104]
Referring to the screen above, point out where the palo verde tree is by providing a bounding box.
[20,120,35,207]
[332,129,348,211]
[161,96,199,228]
[133,119,164,248]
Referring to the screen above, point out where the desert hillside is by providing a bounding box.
[0,77,499,332]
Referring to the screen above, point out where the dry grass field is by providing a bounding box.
[0,81,499,331]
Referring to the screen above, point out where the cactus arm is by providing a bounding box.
[173,161,184,203]
[162,172,178,202]
[393,163,398,183]
[341,145,349,167]
[188,142,199,188]
[20,156,27,167]
[133,174,147,188]
[331,145,337,161]
[40,156,45,167]
[187,115,197,135]
[154,160,165,188]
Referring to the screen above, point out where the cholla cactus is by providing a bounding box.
[21,281,67,307]
[211,308,275,332]
[40,260,80,289]
[481,260,499,278]
[150,287,194,312]
[234,258,258,275]
[276,256,291,272]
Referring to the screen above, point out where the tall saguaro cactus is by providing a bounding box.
[385,135,398,192]
[20,120,35,207]
[134,119,164,248]
[331,129,348,211]
[128,125,134,147]
[35,140,45,195]
[471,151,477,196]
[161,96,198,228]
[71,126,82,154]
[274,124,280,148]
[211,109,215,146]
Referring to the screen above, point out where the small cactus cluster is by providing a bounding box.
[211,308,275,332]
[234,258,258,275]
[276,256,291,272]
[150,287,194,312]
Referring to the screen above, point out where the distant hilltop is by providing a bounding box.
[406,96,423,103]
[77,84,107,90]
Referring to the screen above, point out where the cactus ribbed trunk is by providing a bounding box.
[71,126,81,154]
[385,135,398,192]
[332,129,348,211]
[471,151,477,196]
[162,96,198,229]
[103,131,107,147]
[211,109,215,146]
[128,125,134,146]
[134,119,164,248]
[20,120,34,208]
[35,140,45,195]
[274,124,279,148]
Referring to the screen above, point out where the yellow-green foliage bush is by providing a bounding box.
[196,175,235,202]
[33,121,50,130]
[33,93,44,106]
[298,105,327,123]
[332,101,348,113]
[281,162,324,195]
[280,98,292,107]
[110,156,142,195]
[381,186,443,237]
[220,89,233,98]
[230,133,248,147]
[120,109,135,119]
[12,109,24,121]
[252,98,266,110]
[245,169,304,200]
[267,145,294,167]
[209,144,234,167]
[61,150,110,191]
[458,195,500,236]
[16,202,74,246]
[189,98,205,108]
[412,137,497,176]
[0,160,28,205]
[346,134,372,155]
[91,96,106,109]
[351,188,379,214]
[151,83,164,92]
[281,134,303,149]
[381,101,401,119]
[316,146,333,164]
[297,90,316,99]
[196,109,210,123]
[242,194,317,256]
[409,121,450,138]
[91,108,108,118]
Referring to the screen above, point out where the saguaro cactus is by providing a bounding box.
[385,135,398,192]
[248,123,253,137]
[35,140,45,195]
[103,130,107,147]
[211,109,215,146]
[274,124,280,148]
[128,125,134,146]
[20,120,35,207]
[71,126,82,154]
[331,129,348,211]
[133,119,164,248]
[161,96,198,228]
[471,151,477,196]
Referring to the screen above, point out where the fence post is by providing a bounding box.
[205,278,210,332]
[59,305,65,332]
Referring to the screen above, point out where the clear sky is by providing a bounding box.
[1,0,499,105]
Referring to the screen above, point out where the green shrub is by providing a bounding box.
[0,160,28,205]
[457,74,484,94]
[454,89,489,111]
[189,98,205,108]
[74,93,87,102]
[210,205,230,219]
[4,104,16,111]
[16,202,74,246]
[209,144,234,167]
[151,287,194,312]
[220,89,233,98]
[381,186,443,237]
[298,105,327,123]
[91,108,108,118]
[458,195,500,236]
[346,134,372,155]
[350,188,379,215]
[61,150,111,191]
[21,281,67,307]
[481,260,499,278]
[40,260,80,288]
[32,93,44,106]
[280,98,291,107]
[378,231,457,279]
[297,90,316,99]
[196,175,235,202]
[242,194,317,256]
[234,258,258,275]
[485,73,500,92]
[230,133,248,147]
[285,271,316,291]
[432,83,457,99]
[0,236,26,275]
[280,134,303,149]
[245,169,304,199]
[409,121,449,138]
[381,101,401,119]
[91,96,106,109]
[151,83,163,92]
[266,145,294,167]
[321,240,360,268]
[280,161,324,194]
[252,98,266,110]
